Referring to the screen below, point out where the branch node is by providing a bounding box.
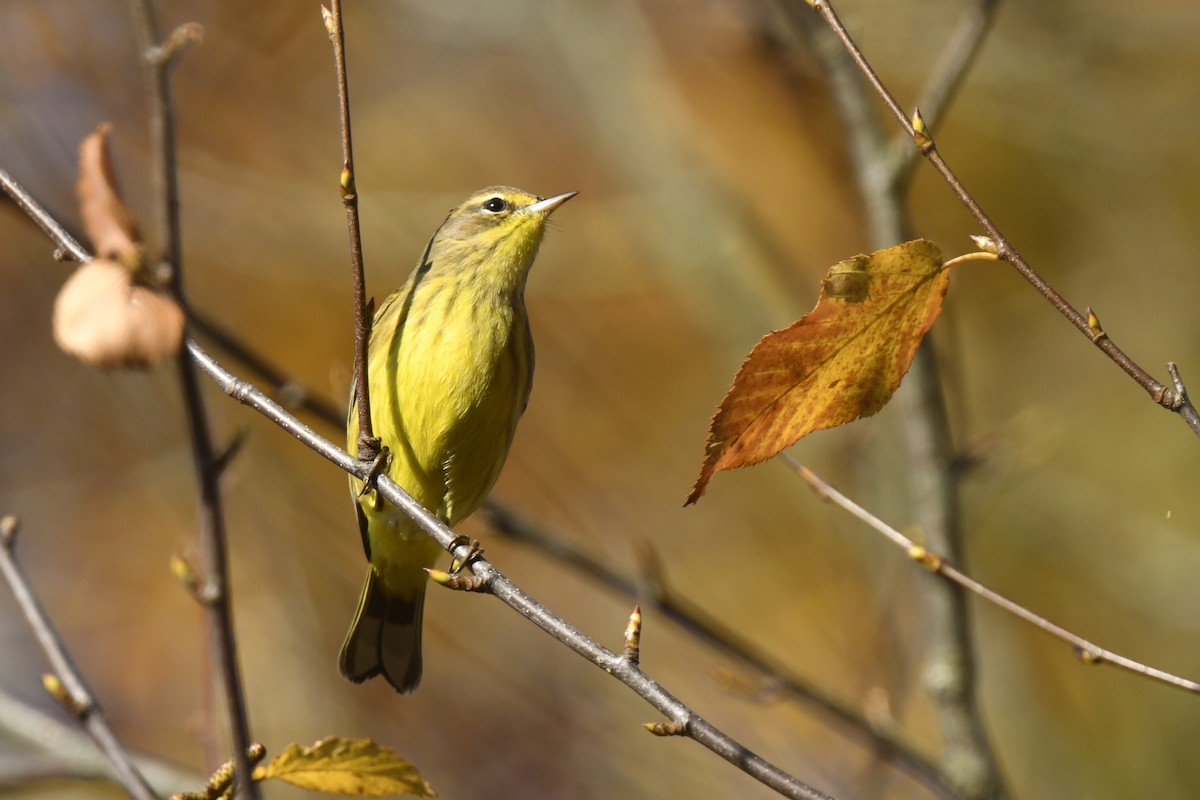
[907,544,944,572]
[910,107,935,153]
[170,553,201,596]
[1086,306,1108,343]
[429,535,489,593]
[1164,362,1190,411]
[42,673,92,719]
[1074,645,1105,665]
[624,604,642,666]
[425,567,488,593]
[223,375,255,404]
[147,22,204,67]
[645,719,688,737]
[968,234,998,255]
[1149,381,1170,406]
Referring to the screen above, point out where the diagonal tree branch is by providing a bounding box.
[806,0,1200,437]
[187,338,837,800]
[486,505,960,800]
[887,0,1002,185]
[0,517,159,800]
[785,459,1200,695]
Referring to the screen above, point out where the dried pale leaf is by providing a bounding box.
[252,737,435,797]
[53,259,184,369]
[688,239,947,503]
[77,123,141,260]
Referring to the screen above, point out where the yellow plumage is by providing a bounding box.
[341,186,574,693]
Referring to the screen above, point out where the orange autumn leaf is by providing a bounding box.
[687,239,947,504]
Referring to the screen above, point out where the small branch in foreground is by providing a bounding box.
[321,1,377,461]
[186,338,835,800]
[785,459,1200,695]
[806,0,1200,437]
[0,517,159,800]
[0,688,200,795]
[127,3,258,795]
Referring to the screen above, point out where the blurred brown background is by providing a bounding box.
[3,1,1200,798]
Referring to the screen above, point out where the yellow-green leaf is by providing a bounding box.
[687,239,947,503]
[252,737,435,797]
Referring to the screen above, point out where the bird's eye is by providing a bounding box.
[482,197,508,213]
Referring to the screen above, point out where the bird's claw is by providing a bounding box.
[356,445,391,498]
[448,535,484,575]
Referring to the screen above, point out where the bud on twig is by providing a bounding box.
[624,605,642,666]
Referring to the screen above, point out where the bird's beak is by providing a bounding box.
[526,191,577,216]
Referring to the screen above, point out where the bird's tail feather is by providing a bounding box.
[339,568,425,694]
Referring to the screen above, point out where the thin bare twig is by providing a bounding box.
[0,168,91,263]
[126,2,257,795]
[786,461,1200,695]
[486,505,959,800]
[0,518,159,800]
[187,338,836,800]
[322,1,378,460]
[806,0,1200,437]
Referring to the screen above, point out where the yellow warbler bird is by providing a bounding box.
[341,186,575,693]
